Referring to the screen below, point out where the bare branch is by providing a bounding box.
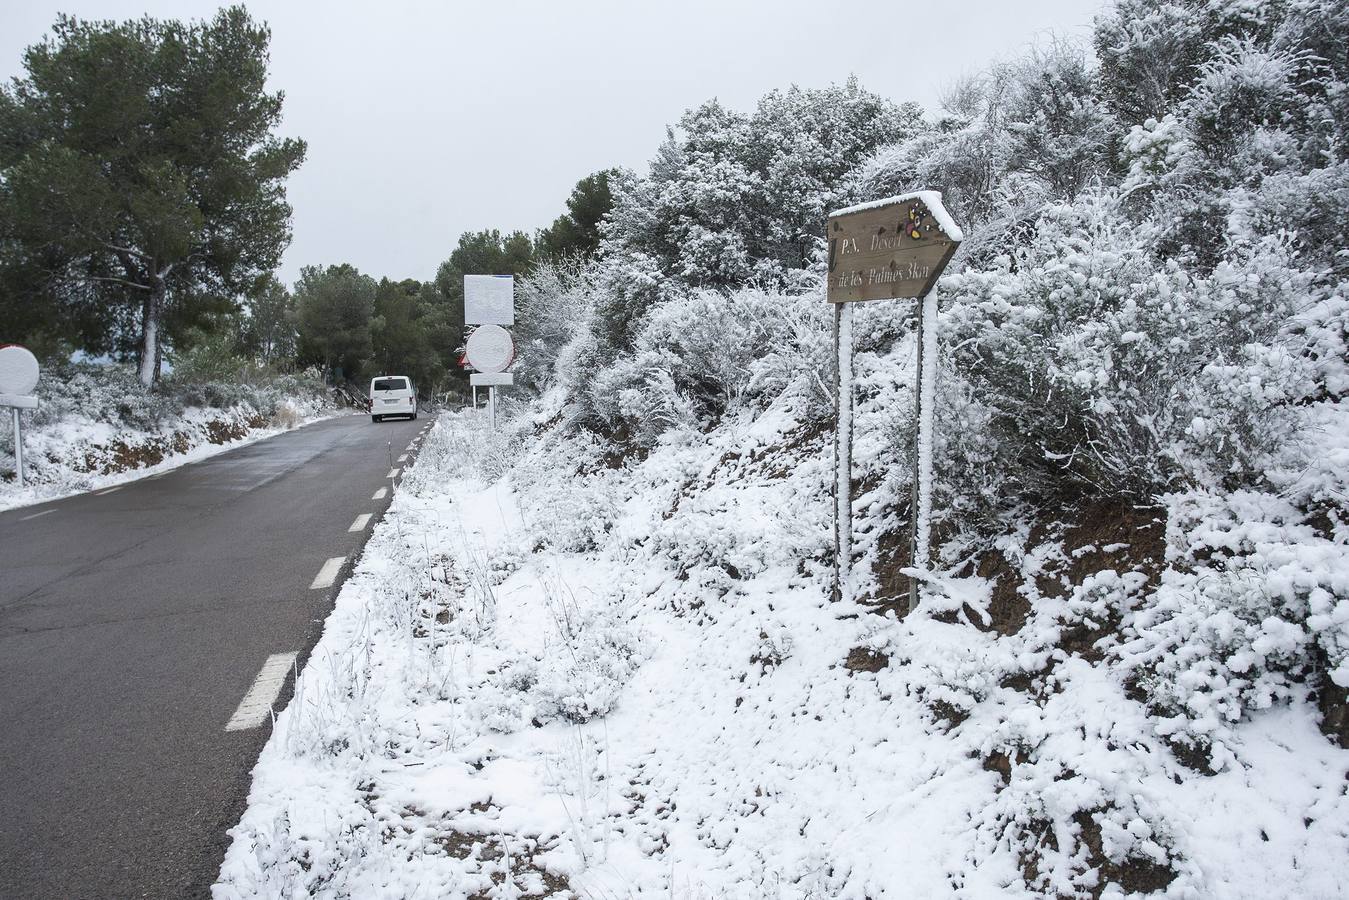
[86,275,153,292]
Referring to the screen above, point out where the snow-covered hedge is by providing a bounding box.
[0,362,338,503]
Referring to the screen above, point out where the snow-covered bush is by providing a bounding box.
[583,286,833,447]
[533,584,643,724]
[520,470,619,553]
[514,259,598,394]
[0,361,335,494]
[938,193,1316,509]
[1119,489,1349,769]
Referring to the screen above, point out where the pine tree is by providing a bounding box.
[0,7,304,385]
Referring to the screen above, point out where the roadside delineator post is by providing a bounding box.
[825,192,962,610]
[0,345,41,489]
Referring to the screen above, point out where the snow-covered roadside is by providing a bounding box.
[216,399,1349,899]
[0,405,344,512]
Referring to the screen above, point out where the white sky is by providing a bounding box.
[1,0,1101,285]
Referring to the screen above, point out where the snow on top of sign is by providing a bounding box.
[464,274,514,326]
[830,190,965,242]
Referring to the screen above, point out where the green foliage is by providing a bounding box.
[432,229,536,334]
[371,278,456,396]
[536,170,617,261]
[0,6,304,381]
[294,264,375,383]
[238,278,298,365]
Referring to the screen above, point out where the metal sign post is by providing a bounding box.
[826,192,961,609]
[11,407,22,488]
[0,345,42,489]
[833,301,854,602]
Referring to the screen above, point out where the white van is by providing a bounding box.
[369,375,417,422]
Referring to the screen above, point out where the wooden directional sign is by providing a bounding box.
[826,192,961,303]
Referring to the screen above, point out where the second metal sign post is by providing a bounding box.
[826,191,962,610]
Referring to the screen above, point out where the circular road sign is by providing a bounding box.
[464,325,515,374]
[0,345,40,395]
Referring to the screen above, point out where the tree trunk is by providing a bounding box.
[138,279,164,387]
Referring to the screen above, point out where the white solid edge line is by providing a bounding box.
[309,556,345,590]
[225,652,299,731]
[349,513,372,532]
[372,487,387,500]
[96,486,122,495]
[20,509,55,521]
[387,468,400,478]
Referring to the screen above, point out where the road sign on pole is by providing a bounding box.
[0,345,41,488]
[825,192,961,610]
[463,276,517,431]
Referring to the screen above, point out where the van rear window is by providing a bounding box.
[373,378,407,391]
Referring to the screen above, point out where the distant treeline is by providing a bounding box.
[0,4,614,395]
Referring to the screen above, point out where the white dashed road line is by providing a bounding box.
[309,556,345,590]
[349,514,372,532]
[372,487,387,500]
[397,454,407,463]
[225,652,299,731]
[387,468,400,479]
[20,509,54,521]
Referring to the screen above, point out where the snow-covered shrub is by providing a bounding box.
[1119,489,1349,768]
[585,286,832,446]
[650,487,795,590]
[533,586,643,724]
[939,192,1315,507]
[514,259,598,394]
[0,361,335,493]
[515,446,620,552]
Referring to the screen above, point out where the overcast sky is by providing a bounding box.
[1,0,1100,286]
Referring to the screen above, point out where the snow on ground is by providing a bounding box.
[216,400,1349,899]
[0,405,340,512]
[0,369,340,511]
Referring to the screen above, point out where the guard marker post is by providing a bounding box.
[826,192,961,609]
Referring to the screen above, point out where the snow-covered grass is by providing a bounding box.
[216,387,1349,899]
[0,363,341,511]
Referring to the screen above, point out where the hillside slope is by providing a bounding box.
[215,391,1349,899]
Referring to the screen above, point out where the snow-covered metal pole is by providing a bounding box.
[909,291,939,613]
[11,407,22,489]
[834,301,854,602]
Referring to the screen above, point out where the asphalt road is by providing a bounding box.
[0,412,428,899]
